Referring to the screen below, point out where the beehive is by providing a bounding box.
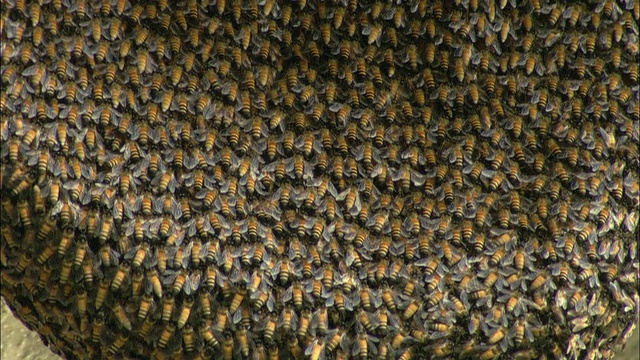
[0,0,638,359]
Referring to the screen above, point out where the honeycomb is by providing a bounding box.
[0,0,638,359]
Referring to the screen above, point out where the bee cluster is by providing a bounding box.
[0,0,639,359]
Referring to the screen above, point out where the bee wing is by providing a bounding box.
[597,239,613,259]
[162,269,179,286]
[124,245,141,261]
[623,210,639,233]
[255,312,274,332]
[171,198,183,219]
[26,148,42,166]
[293,134,308,151]
[123,218,137,237]
[324,291,335,307]
[349,194,362,217]
[152,195,164,214]
[196,241,210,263]
[184,272,201,295]
[232,308,244,325]
[335,188,351,201]
[350,335,365,356]
[183,152,199,171]
[147,218,162,234]
[143,248,158,269]
[21,64,43,79]
[409,168,426,186]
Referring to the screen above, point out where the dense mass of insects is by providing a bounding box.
[0,0,639,359]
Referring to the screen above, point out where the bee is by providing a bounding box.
[375,284,399,312]
[157,322,176,349]
[157,292,178,325]
[110,302,133,332]
[111,262,129,292]
[14,249,34,275]
[28,183,50,215]
[130,289,155,320]
[567,290,585,311]
[577,223,595,243]
[278,305,299,334]
[195,322,220,349]
[174,296,195,330]
[216,325,243,360]
[14,199,35,228]
[70,237,89,267]
[529,271,551,293]
[34,236,61,265]
[530,175,548,194]
[221,283,245,314]
[84,307,109,344]
[94,212,113,242]
[16,125,39,149]
[256,313,277,341]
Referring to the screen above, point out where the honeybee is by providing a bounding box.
[11,198,36,229]
[88,272,113,310]
[191,322,218,351]
[155,321,176,350]
[173,296,194,330]
[107,302,133,333]
[80,306,107,345]
[253,312,277,342]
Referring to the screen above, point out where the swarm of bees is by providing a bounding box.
[0,0,639,359]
